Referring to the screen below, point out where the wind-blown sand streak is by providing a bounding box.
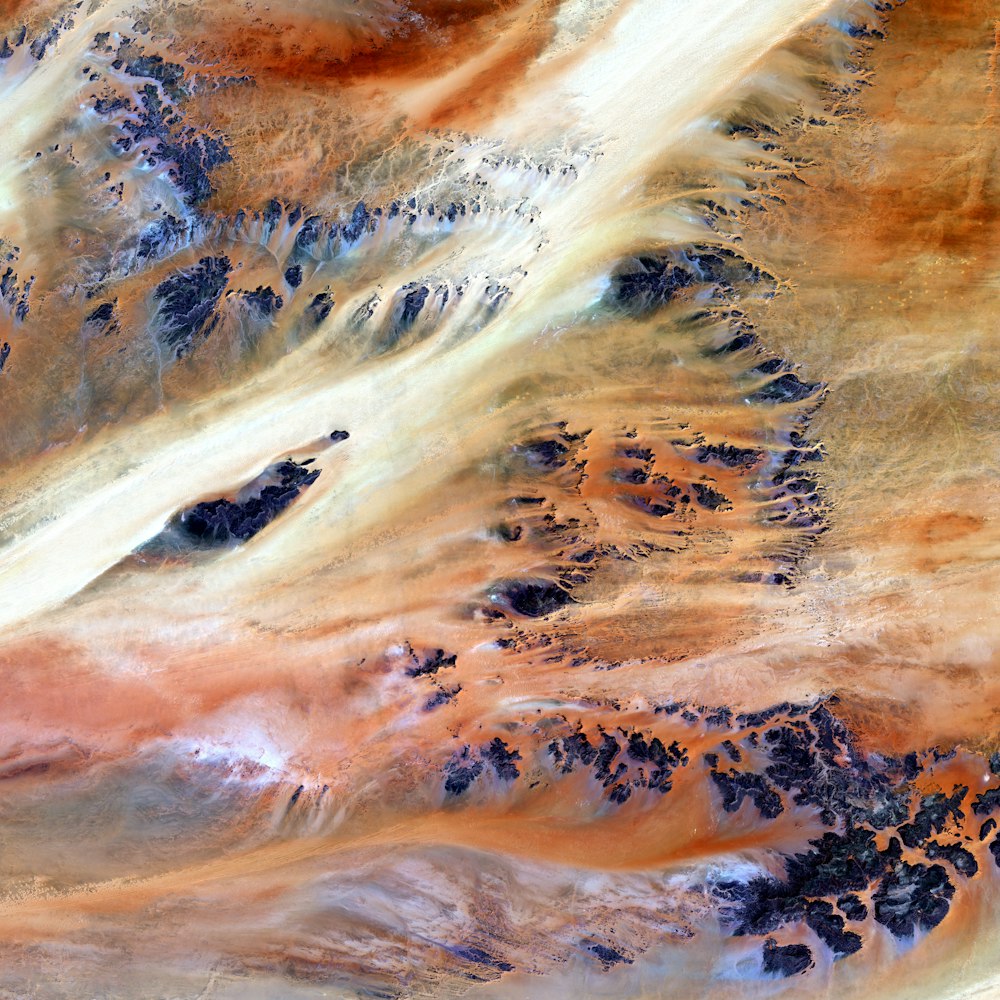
[0,0,997,997]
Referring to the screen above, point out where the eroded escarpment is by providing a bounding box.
[2,689,995,991]
[386,692,1000,981]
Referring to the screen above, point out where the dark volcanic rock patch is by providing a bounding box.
[136,458,322,557]
[153,255,232,358]
[761,938,813,977]
[177,459,319,545]
[431,694,997,972]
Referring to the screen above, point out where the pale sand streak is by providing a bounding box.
[0,0,839,634]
